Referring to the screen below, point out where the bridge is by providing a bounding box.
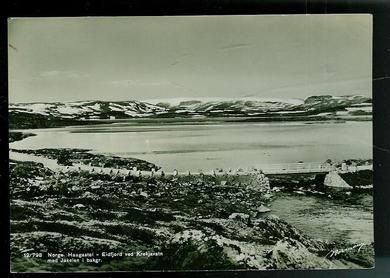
[9,151,372,177]
[254,162,372,175]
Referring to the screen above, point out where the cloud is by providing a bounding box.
[218,43,251,51]
[9,71,91,85]
[39,70,89,79]
[109,79,172,87]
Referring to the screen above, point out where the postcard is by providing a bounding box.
[8,15,373,272]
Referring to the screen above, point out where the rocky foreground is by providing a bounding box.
[9,155,374,272]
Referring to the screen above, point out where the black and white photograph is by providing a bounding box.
[8,15,373,272]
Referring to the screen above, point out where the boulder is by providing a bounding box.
[324,171,352,189]
[257,205,271,213]
[247,173,271,192]
[228,213,250,223]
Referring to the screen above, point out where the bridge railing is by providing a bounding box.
[253,162,334,174]
[10,150,372,177]
[61,162,372,176]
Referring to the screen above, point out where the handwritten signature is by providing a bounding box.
[326,243,367,258]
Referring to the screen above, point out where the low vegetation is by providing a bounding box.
[10,155,374,271]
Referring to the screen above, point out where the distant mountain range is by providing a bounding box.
[9,95,372,129]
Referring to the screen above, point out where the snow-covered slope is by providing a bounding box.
[9,98,306,119]
[9,100,167,119]
[148,97,304,107]
[9,95,372,129]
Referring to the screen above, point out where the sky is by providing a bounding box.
[8,15,372,103]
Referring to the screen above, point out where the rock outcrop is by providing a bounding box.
[267,239,337,269]
[247,172,271,193]
[324,171,352,189]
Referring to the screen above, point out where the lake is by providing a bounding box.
[10,120,372,171]
[270,193,374,244]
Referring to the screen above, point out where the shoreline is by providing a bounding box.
[9,131,37,143]
[9,114,372,130]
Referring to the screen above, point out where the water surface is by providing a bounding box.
[10,121,372,171]
[270,193,374,244]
